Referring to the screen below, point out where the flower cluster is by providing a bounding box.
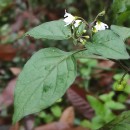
[63,10,108,32]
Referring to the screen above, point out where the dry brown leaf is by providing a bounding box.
[98,72,113,87]
[98,60,115,68]
[0,116,12,125]
[9,123,19,130]
[23,116,35,130]
[35,122,70,130]
[35,107,75,130]
[95,60,115,74]
[0,44,17,61]
[0,78,17,110]
[65,126,90,130]
[59,106,75,126]
[10,67,21,76]
[11,11,39,32]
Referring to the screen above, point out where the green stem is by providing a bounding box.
[119,71,128,84]
[76,17,89,26]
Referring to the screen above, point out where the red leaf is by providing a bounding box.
[0,44,17,61]
[67,85,94,119]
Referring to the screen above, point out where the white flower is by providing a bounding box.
[73,20,82,27]
[63,10,75,26]
[93,21,108,32]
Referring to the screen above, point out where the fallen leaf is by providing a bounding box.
[11,11,39,32]
[35,122,70,130]
[23,115,35,130]
[67,85,94,119]
[9,123,19,130]
[98,72,113,87]
[10,67,21,76]
[0,44,17,61]
[0,78,17,110]
[35,107,75,130]
[0,116,12,125]
[59,106,75,126]
[95,60,115,74]
[65,126,90,130]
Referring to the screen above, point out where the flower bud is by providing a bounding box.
[83,30,87,33]
[84,35,90,39]
[98,10,105,16]
[79,38,86,45]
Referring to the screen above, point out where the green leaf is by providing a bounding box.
[105,101,126,110]
[112,0,130,13]
[25,19,71,40]
[114,11,130,25]
[111,25,130,41]
[13,47,77,123]
[112,0,130,25]
[99,92,114,102]
[80,120,92,128]
[86,30,129,59]
[51,105,62,118]
[87,95,104,115]
[99,111,130,130]
[74,50,105,60]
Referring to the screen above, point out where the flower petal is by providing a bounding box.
[63,10,75,26]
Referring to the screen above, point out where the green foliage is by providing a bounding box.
[79,59,97,77]
[111,25,130,41]
[87,96,104,115]
[99,111,130,130]
[13,47,77,123]
[112,0,130,25]
[112,0,130,13]
[99,92,126,110]
[113,73,129,81]
[0,0,12,13]
[100,92,126,113]
[87,95,115,129]
[50,105,62,118]
[87,92,126,129]
[25,20,71,40]
[113,73,130,93]
[80,119,92,128]
[86,30,129,59]
[37,104,62,124]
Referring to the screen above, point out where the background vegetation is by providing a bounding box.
[0,0,130,130]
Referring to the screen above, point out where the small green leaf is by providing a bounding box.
[44,114,54,123]
[111,25,130,41]
[13,47,77,123]
[51,105,62,118]
[86,30,129,59]
[87,95,104,115]
[25,19,71,40]
[99,111,130,130]
[105,101,126,110]
[80,120,92,128]
[99,92,115,102]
